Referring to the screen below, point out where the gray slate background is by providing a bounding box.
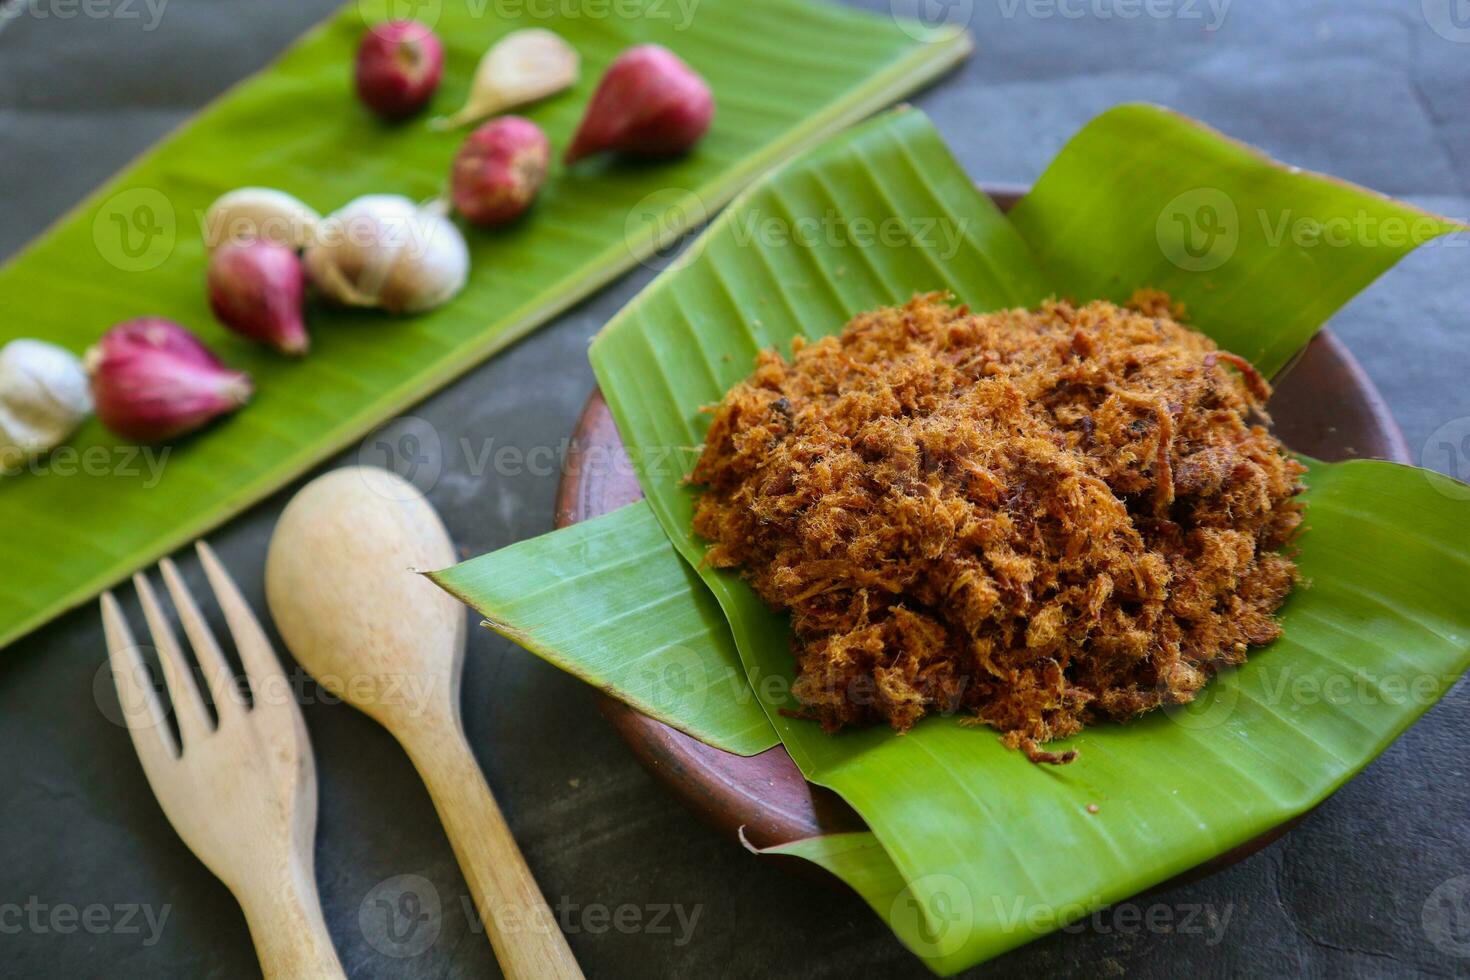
[2,0,1469,976]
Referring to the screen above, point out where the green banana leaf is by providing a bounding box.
[0,0,970,651]
[433,500,776,755]
[1006,104,1462,376]
[437,103,1470,973]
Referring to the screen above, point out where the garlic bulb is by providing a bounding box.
[204,187,320,251]
[0,339,93,465]
[433,29,579,130]
[304,194,469,314]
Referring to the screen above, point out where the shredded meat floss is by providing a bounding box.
[689,292,1304,764]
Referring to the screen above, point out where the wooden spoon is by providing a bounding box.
[265,466,581,980]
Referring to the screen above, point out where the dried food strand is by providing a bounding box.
[1019,737,1079,766]
[1209,350,1272,403]
[1109,385,1176,513]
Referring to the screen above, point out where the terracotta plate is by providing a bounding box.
[554,186,1412,884]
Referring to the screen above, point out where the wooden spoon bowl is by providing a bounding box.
[555,184,1412,884]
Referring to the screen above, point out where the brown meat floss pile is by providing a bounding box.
[690,292,1305,763]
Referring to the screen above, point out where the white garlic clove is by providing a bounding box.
[305,194,469,315]
[378,206,470,314]
[203,187,321,251]
[0,339,93,467]
[433,29,579,130]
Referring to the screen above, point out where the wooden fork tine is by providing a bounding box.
[160,558,242,720]
[195,542,289,695]
[111,554,344,980]
[101,591,180,763]
[133,571,214,748]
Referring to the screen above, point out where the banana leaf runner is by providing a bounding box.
[0,0,970,649]
[433,105,1470,973]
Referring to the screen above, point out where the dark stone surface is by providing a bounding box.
[1,1,1467,977]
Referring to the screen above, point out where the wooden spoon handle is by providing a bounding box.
[404,714,582,980]
[238,862,345,980]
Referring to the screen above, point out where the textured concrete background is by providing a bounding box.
[2,0,1468,976]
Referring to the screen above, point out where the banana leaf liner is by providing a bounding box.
[433,105,1470,973]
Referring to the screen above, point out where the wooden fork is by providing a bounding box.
[102,541,344,980]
